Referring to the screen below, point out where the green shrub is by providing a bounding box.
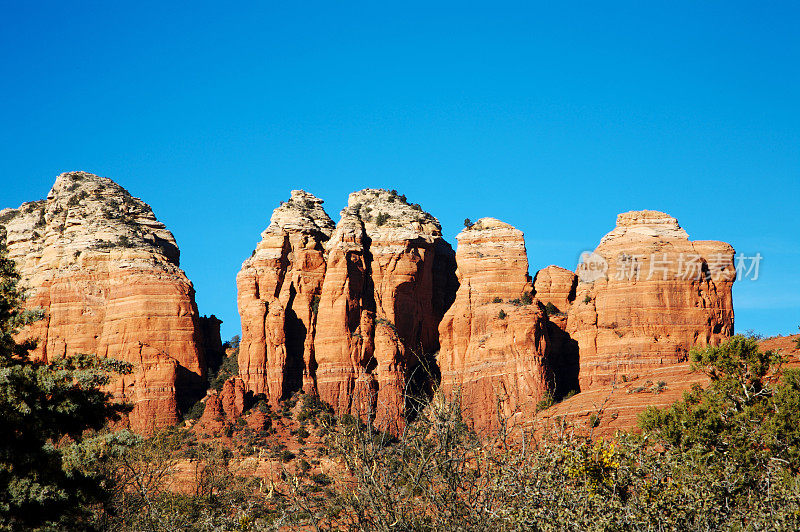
[544,302,560,315]
[536,393,555,412]
[375,212,390,226]
[281,450,296,463]
[498,309,507,320]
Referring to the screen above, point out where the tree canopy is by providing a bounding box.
[0,235,134,531]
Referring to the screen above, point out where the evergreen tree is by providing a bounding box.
[0,234,134,530]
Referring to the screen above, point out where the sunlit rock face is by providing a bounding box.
[0,171,216,433]
[312,189,456,432]
[237,190,335,404]
[438,218,553,432]
[237,189,457,431]
[566,210,735,390]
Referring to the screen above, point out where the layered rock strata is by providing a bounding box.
[236,190,335,403]
[313,190,456,429]
[566,210,735,390]
[438,218,552,431]
[0,171,212,433]
[238,189,457,430]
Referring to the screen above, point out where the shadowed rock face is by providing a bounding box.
[438,218,552,432]
[566,210,735,391]
[236,190,335,404]
[314,190,455,430]
[238,189,457,431]
[534,265,580,399]
[0,171,216,433]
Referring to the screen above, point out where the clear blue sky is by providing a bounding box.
[1,1,798,340]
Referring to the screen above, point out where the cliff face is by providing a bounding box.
[313,190,456,430]
[566,210,735,391]
[236,191,334,404]
[438,219,551,431]
[237,189,456,430]
[533,265,580,399]
[0,171,214,433]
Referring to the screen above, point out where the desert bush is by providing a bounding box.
[375,212,390,226]
[279,336,800,531]
[544,301,560,315]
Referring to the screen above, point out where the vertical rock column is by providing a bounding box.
[313,189,455,430]
[438,218,552,432]
[236,191,334,404]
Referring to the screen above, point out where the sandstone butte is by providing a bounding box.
[235,197,738,433]
[566,210,735,391]
[3,173,740,435]
[437,218,551,432]
[238,189,457,432]
[534,210,737,435]
[0,171,222,433]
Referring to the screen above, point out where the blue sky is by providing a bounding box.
[1,1,798,340]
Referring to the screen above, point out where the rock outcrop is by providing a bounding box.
[236,190,335,403]
[438,218,552,431]
[313,190,456,430]
[566,210,735,390]
[533,265,577,313]
[237,189,457,430]
[533,265,580,398]
[0,171,214,433]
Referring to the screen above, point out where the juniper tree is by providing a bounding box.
[0,234,134,530]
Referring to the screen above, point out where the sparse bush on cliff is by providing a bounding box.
[207,337,240,392]
[375,212,390,226]
[544,301,560,315]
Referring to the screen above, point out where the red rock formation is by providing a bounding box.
[533,265,580,398]
[533,265,577,313]
[312,189,455,430]
[0,171,213,433]
[199,314,225,377]
[566,210,735,391]
[237,191,334,404]
[195,376,271,435]
[535,335,799,438]
[438,218,552,431]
